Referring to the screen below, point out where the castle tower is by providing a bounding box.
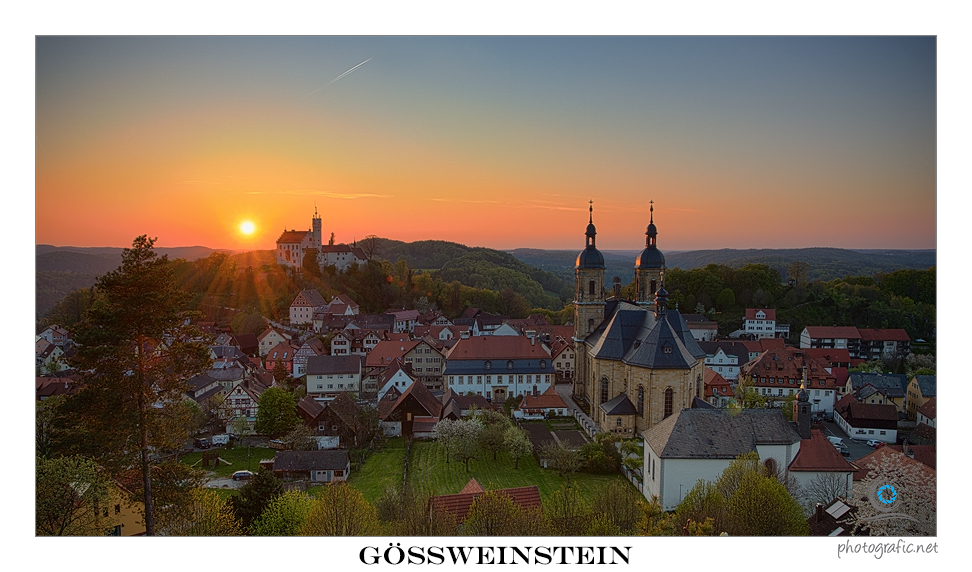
[635,200,666,309]
[311,205,322,248]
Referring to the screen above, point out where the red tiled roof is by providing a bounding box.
[739,347,837,389]
[917,397,936,420]
[857,328,910,342]
[745,308,777,321]
[886,444,936,470]
[277,230,310,244]
[800,348,853,364]
[851,446,935,481]
[366,340,421,368]
[833,393,858,415]
[803,326,861,339]
[430,481,542,522]
[520,385,568,410]
[447,336,551,360]
[847,402,898,422]
[789,430,855,472]
[460,478,485,494]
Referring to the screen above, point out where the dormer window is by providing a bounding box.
[484,360,491,370]
[540,360,546,369]
[662,343,673,355]
[507,360,514,369]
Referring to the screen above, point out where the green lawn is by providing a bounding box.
[180,446,276,478]
[401,440,629,502]
[346,438,407,503]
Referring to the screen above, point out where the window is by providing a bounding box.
[589,280,595,297]
[880,430,886,435]
[328,384,334,389]
[637,385,645,417]
[664,388,674,419]
[477,376,482,384]
[600,378,609,404]
[115,504,121,515]
[485,360,491,370]
[868,430,874,435]
[540,360,546,369]
[507,360,514,369]
[617,418,622,427]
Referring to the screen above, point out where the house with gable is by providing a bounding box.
[698,341,748,381]
[703,367,733,408]
[742,308,789,340]
[257,327,291,357]
[290,289,327,326]
[380,378,442,438]
[440,388,490,420]
[386,309,420,334]
[377,358,418,401]
[516,385,569,419]
[264,341,296,374]
[846,372,909,414]
[319,243,367,272]
[318,392,364,448]
[223,379,268,431]
[273,450,350,483]
[293,337,325,377]
[906,374,936,420]
[857,328,911,360]
[547,335,575,384]
[915,397,936,429]
[305,354,365,398]
[833,394,898,443]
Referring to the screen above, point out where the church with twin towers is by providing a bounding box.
[572,201,706,436]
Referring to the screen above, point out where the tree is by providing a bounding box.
[159,488,243,536]
[300,482,381,535]
[360,235,382,261]
[284,423,320,451]
[230,415,254,440]
[255,386,300,438]
[539,441,584,485]
[301,248,321,278]
[802,472,851,514]
[229,467,285,532]
[462,490,538,536]
[590,480,643,534]
[36,455,111,536]
[503,426,532,469]
[272,359,289,385]
[68,235,212,535]
[675,452,808,536]
[250,490,313,536]
[478,422,507,461]
[434,417,483,471]
[847,449,936,536]
[544,482,588,535]
[36,395,70,459]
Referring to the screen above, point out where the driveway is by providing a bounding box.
[820,420,874,461]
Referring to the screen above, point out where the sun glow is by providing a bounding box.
[240,221,255,235]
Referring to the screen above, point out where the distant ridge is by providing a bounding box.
[508,247,935,285]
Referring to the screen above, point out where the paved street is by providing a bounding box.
[819,419,875,461]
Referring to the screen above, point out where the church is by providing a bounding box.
[572,202,706,436]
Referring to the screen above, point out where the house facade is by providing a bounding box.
[444,335,554,402]
[738,347,838,414]
[290,289,327,325]
[743,308,789,340]
[305,355,365,397]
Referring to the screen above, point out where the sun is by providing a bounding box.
[239,221,256,235]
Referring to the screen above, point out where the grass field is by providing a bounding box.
[180,446,276,478]
[407,441,627,501]
[346,438,408,503]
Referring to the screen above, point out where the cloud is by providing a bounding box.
[244,188,391,199]
[306,58,373,97]
[429,198,500,204]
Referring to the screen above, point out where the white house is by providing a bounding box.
[743,308,788,340]
[305,354,365,397]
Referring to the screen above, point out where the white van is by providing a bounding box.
[826,436,844,448]
[211,434,230,446]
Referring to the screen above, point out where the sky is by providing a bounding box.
[35,36,937,252]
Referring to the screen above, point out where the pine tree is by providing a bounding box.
[69,235,212,535]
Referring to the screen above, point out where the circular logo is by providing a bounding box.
[877,484,897,505]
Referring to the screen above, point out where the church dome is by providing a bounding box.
[635,246,665,269]
[576,246,605,269]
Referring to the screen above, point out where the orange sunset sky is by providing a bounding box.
[36,36,937,252]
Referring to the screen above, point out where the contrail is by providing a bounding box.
[307,57,372,97]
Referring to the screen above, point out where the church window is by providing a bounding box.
[588,318,595,334]
[696,375,702,399]
[764,458,778,476]
[650,279,656,295]
[664,388,673,419]
[589,280,595,297]
[637,385,645,417]
[600,378,609,404]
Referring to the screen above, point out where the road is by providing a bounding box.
[819,419,876,461]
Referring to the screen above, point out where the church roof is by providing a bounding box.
[599,393,638,415]
[587,304,705,370]
[643,408,801,459]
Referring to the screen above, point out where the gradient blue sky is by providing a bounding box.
[36,36,936,250]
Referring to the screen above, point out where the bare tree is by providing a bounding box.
[360,235,382,261]
[802,472,851,514]
[847,450,936,536]
[539,441,584,485]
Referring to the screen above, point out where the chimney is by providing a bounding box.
[815,502,824,523]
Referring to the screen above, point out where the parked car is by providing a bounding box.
[866,440,885,448]
[193,437,210,449]
[837,444,850,457]
[232,470,254,481]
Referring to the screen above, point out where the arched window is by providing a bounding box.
[637,385,645,417]
[588,318,595,334]
[507,360,514,369]
[589,280,596,297]
[763,458,778,478]
[600,378,609,404]
[484,360,491,370]
[664,388,674,419]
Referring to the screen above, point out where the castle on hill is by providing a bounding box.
[275,208,366,272]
